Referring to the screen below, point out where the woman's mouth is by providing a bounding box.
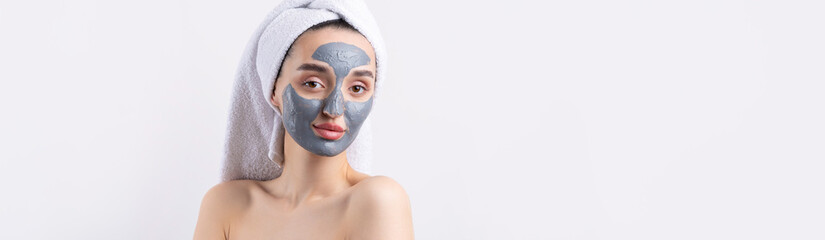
[312,122,345,140]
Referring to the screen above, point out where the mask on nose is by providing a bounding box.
[281,42,374,156]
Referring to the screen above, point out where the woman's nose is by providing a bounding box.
[322,88,345,117]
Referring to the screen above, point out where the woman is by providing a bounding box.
[193,0,413,239]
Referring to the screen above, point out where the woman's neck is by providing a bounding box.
[269,132,354,207]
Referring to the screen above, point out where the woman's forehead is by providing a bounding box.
[293,29,377,67]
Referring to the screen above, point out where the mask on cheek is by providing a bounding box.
[281,42,374,157]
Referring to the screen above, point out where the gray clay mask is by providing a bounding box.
[281,42,374,156]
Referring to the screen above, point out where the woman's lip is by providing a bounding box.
[313,123,345,132]
[312,123,345,140]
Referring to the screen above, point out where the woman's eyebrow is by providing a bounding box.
[351,70,374,78]
[296,63,329,73]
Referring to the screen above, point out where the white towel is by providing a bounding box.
[221,0,387,181]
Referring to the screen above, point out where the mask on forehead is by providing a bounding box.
[281,42,374,156]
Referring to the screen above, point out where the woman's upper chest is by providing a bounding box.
[228,192,354,239]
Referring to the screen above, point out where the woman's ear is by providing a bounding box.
[270,90,281,109]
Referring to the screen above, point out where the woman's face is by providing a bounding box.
[271,27,377,156]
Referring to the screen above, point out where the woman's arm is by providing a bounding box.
[347,176,415,240]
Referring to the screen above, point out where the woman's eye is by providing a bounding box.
[350,85,365,93]
[303,81,321,88]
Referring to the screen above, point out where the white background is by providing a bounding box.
[1,0,823,239]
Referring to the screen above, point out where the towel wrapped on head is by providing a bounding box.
[222,0,387,181]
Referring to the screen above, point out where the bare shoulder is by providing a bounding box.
[350,175,409,203]
[347,176,414,239]
[201,180,257,212]
[193,180,259,240]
